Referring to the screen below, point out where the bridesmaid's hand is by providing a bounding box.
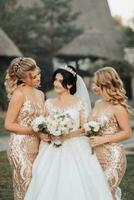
[90,136,107,147]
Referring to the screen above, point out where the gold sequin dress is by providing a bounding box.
[93,108,127,200]
[7,99,44,200]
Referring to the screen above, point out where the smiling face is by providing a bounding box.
[23,67,41,88]
[53,73,69,94]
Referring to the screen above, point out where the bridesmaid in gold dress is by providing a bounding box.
[90,67,132,200]
[4,57,49,200]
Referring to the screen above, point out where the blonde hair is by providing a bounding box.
[5,57,37,99]
[95,66,133,116]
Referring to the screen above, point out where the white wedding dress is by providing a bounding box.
[24,99,113,200]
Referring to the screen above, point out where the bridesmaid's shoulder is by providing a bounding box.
[11,87,24,102]
[112,104,127,115]
[8,89,24,108]
[94,99,102,107]
[35,89,45,97]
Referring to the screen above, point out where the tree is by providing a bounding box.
[122,27,134,48]
[0,1,43,58]
[122,17,134,48]
[0,66,7,110]
[26,0,82,65]
[90,59,134,99]
[0,0,82,91]
[0,0,81,63]
[113,15,124,26]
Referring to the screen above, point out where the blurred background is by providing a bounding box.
[0,0,134,199]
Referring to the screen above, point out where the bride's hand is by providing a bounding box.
[38,133,51,142]
[60,129,85,142]
[59,134,69,142]
[51,135,61,141]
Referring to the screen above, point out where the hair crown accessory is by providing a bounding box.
[61,65,76,77]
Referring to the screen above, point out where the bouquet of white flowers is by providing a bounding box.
[46,111,74,147]
[83,121,101,154]
[31,112,74,147]
[31,115,49,134]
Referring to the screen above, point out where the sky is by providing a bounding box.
[107,0,134,22]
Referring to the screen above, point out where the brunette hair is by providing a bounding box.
[53,65,77,95]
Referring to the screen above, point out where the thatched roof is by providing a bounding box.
[71,0,116,32]
[0,28,22,57]
[57,0,123,60]
[57,29,123,60]
[18,0,123,60]
[18,0,41,7]
[18,0,115,32]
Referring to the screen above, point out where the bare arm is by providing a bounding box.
[5,90,35,135]
[60,100,87,142]
[90,105,132,147]
[37,99,52,142]
[104,105,132,143]
[60,129,83,142]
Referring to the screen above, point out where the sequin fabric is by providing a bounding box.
[93,111,127,199]
[7,100,44,200]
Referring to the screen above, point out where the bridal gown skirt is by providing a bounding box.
[24,136,113,200]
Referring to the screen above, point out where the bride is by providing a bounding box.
[24,65,113,200]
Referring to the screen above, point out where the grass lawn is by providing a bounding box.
[0,117,9,137]
[120,155,134,200]
[0,152,13,200]
[0,151,133,200]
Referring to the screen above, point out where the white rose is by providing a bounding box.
[93,125,100,132]
[32,125,39,132]
[89,121,98,128]
[83,123,91,132]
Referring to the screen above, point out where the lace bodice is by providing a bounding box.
[92,107,119,136]
[45,98,88,131]
[17,100,45,127]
